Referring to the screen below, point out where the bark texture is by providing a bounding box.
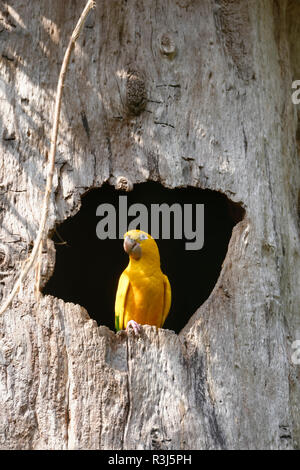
[0,0,300,449]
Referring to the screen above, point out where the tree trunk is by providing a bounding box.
[0,0,299,450]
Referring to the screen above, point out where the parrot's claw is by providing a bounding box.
[126,320,141,335]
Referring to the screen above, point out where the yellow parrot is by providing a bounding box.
[115,229,171,334]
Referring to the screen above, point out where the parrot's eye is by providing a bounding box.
[139,233,148,241]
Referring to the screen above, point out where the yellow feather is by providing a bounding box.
[114,271,130,331]
[161,274,171,327]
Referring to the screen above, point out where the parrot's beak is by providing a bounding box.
[124,236,142,260]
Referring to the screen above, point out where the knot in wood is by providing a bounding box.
[126,69,147,116]
[115,176,133,192]
[176,0,192,7]
[0,243,10,267]
[159,34,176,59]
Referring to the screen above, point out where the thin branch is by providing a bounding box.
[0,0,96,315]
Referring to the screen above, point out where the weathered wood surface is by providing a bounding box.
[0,0,299,449]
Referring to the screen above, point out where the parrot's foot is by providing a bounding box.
[126,320,141,335]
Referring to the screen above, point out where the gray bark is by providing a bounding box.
[0,0,299,449]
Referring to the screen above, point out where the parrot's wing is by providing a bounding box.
[115,271,130,331]
[161,274,171,327]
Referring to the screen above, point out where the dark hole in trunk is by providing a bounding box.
[43,182,245,334]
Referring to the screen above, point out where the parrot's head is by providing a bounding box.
[123,230,160,264]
